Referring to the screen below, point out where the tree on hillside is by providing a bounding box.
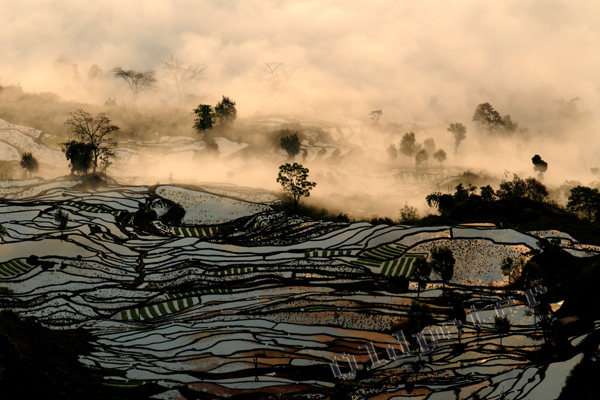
[20,153,39,176]
[163,55,207,107]
[430,246,455,292]
[423,138,435,155]
[473,103,518,134]
[277,163,316,209]
[64,110,119,174]
[62,141,94,175]
[387,144,398,160]
[472,103,504,131]
[494,315,511,347]
[447,122,466,154]
[400,132,420,158]
[369,110,382,122]
[497,175,548,202]
[567,186,600,221]
[54,207,69,236]
[532,154,548,178]
[112,67,157,103]
[413,257,431,299]
[214,96,237,128]
[280,131,301,158]
[433,149,447,166]
[415,149,429,168]
[399,203,419,224]
[193,104,214,134]
[407,300,434,333]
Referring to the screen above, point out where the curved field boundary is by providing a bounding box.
[172,226,217,237]
[119,296,202,321]
[0,259,32,277]
[62,200,121,216]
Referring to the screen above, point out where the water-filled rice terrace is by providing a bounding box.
[0,178,597,399]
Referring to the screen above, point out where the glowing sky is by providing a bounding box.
[1,0,599,120]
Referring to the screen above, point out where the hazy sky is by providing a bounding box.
[1,0,599,121]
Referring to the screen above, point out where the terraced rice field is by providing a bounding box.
[0,179,595,399]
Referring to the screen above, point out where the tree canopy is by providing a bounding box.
[214,96,237,128]
[193,104,214,134]
[447,122,466,153]
[112,67,157,102]
[280,131,301,158]
[277,163,316,209]
[20,152,39,175]
[567,186,600,221]
[433,149,447,165]
[163,55,206,107]
[472,103,518,134]
[400,132,420,158]
[430,246,455,290]
[62,141,94,175]
[63,109,119,174]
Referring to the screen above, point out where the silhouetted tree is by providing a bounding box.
[494,315,511,347]
[415,149,429,168]
[387,144,398,160]
[413,258,431,299]
[163,54,206,107]
[400,132,420,158]
[447,122,466,154]
[214,96,237,128]
[567,186,600,221]
[473,103,518,134]
[524,177,548,202]
[20,153,39,176]
[473,103,504,131]
[280,131,301,158]
[423,138,435,155]
[532,154,548,177]
[54,207,69,235]
[369,110,382,122]
[433,149,447,166]
[480,185,496,202]
[407,300,434,332]
[277,163,316,209]
[399,203,419,224]
[64,110,119,174]
[62,141,94,175]
[497,174,547,202]
[112,67,157,103]
[430,247,455,291]
[193,104,214,134]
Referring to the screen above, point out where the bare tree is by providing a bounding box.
[112,67,157,103]
[64,109,119,174]
[163,55,207,107]
[260,62,296,89]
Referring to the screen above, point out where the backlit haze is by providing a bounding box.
[1,0,599,218]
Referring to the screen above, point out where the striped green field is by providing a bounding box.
[352,254,424,278]
[359,244,407,260]
[304,249,355,257]
[119,288,234,321]
[0,259,32,277]
[167,288,232,299]
[172,226,217,237]
[208,267,253,276]
[62,201,120,216]
[120,296,201,321]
